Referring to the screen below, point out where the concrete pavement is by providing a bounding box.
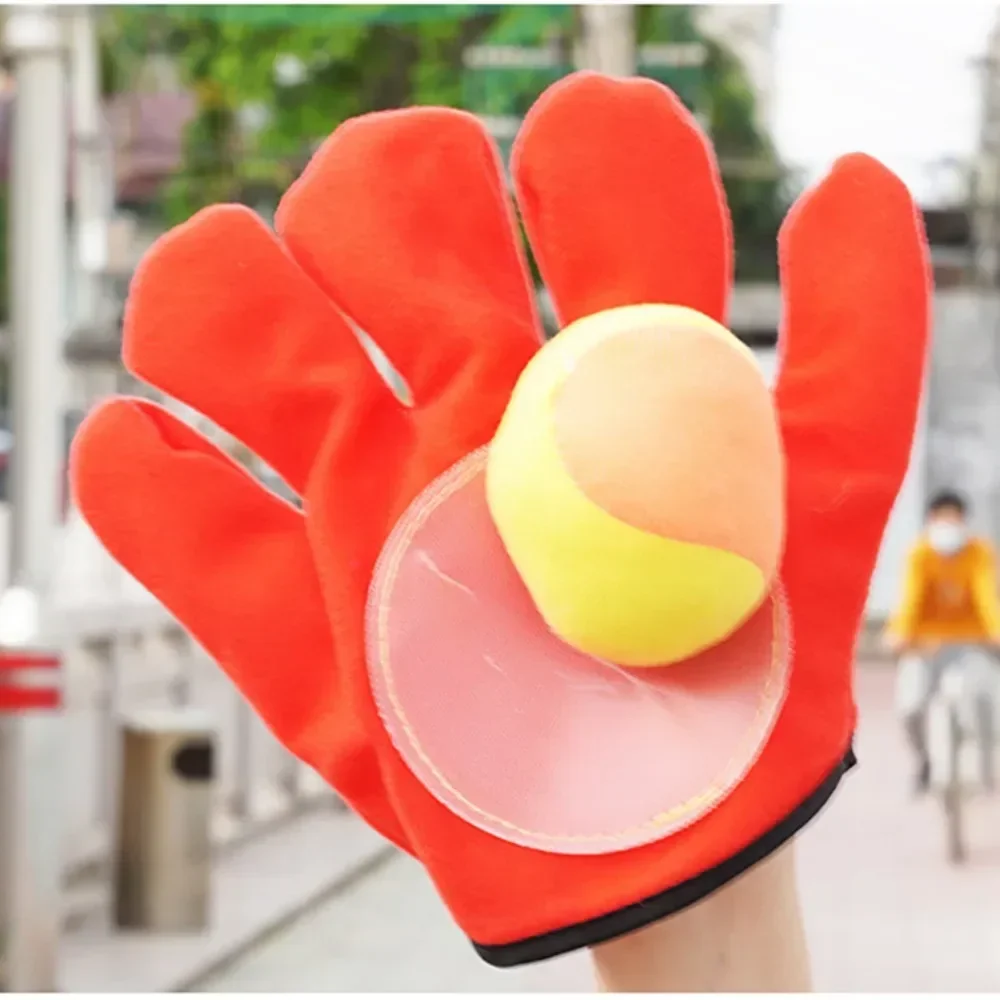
[200,850,594,993]
[799,668,1000,992]
[198,667,1000,993]
[59,807,393,993]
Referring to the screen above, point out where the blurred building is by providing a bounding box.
[922,6,1000,561]
[971,9,1000,288]
[0,79,197,468]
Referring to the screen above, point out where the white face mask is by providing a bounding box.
[927,520,968,557]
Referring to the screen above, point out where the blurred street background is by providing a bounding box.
[1,2,1000,992]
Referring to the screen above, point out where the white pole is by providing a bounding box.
[0,5,68,991]
[577,5,636,77]
[5,8,66,589]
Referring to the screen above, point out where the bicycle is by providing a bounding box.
[921,646,998,863]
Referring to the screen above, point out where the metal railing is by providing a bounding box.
[11,505,334,915]
[61,606,333,880]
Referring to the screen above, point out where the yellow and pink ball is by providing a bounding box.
[485,304,785,667]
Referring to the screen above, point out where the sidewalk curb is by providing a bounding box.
[59,808,395,993]
[177,843,397,993]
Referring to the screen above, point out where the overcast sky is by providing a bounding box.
[772,1,997,202]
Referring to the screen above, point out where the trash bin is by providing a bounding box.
[113,708,215,932]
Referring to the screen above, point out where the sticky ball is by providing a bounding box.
[485,304,785,667]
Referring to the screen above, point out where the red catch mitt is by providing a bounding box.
[70,72,930,965]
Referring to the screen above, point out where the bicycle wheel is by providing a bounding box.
[942,702,966,864]
[975,691,996,793]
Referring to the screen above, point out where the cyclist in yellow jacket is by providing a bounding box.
[886,490,1000,792]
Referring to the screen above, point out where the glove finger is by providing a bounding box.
[775,154,930,623]
[276,107,541,418]
[513,71,733,327]
[69,398,410,849]
[122,205,396,496]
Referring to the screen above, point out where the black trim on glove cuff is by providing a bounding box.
[472,745,857,968]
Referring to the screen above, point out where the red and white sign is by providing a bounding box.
[0,650,61,712]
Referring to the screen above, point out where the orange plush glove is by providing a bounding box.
[71,72,930,965]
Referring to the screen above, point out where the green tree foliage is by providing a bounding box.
[637,5,789,279]
[102,4,789,279]
[702,40,789,280]
[103,5,507,222]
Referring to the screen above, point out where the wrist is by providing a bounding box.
[590,842,812,992]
